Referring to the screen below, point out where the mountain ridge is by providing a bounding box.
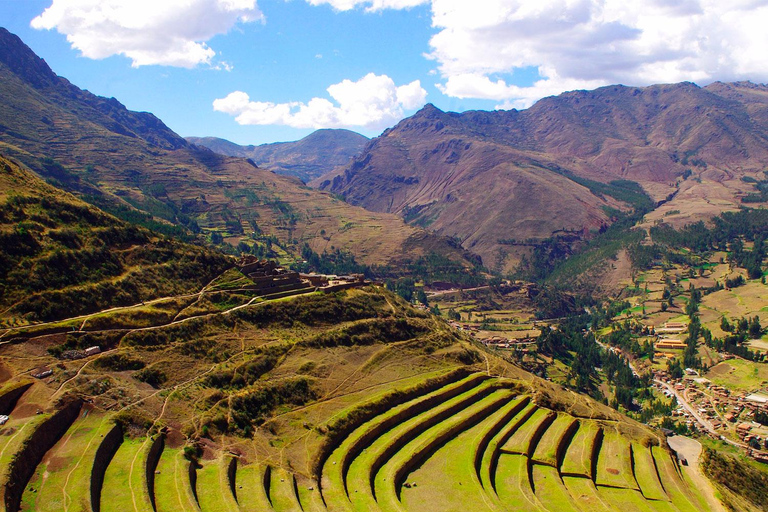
[0,27,473,270]
[317,82,768,271]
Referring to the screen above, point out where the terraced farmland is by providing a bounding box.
[1,371,712,512]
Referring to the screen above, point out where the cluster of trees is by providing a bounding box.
[536,312,644,410]
[707,315,765,361]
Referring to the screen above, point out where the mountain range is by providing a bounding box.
[317,83,768,271]
[187,129,368,183]
[0,27,470,270]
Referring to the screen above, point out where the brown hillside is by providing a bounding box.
[317,83,768,271]
[0,28,469,269]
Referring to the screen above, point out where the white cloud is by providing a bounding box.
[425,0,768,107]
[304,0,768,108]
[305,0,428,12]
[213,73,427,129]
[31,0,262,68]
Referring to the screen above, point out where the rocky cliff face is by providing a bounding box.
[318,83,768,271]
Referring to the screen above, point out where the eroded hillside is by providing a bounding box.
[318,83,768,272]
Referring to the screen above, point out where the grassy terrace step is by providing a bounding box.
[594,430,637,490]
[196,455,240,512]
[323,373,487,502]
[471,395,530,488]
[651,446,702,512]
[235,464,275,512]
[101,436,160,512]
[321,372,489,510]
[344,378,502,512]
[630,443,667,502]
[154,447,199,512]
[0,413,49,497]
[21,409,113,512]
[269,467,303,512]
[560,422,601,478]
[399,400,523,512]
[480,402,537,493]
[562,477,613,512]
[560,420,603,479]
[375,388,516,511]
[494,453,546,512]
[595,487,657,512]
[531,464,580,512]
[499,408,555,456]
[531,414,578,467]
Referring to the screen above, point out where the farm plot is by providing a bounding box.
[195,455,239,512]
[532,414,577,467]
[500,408,555,455]
[374,388,515,512]
[560,421,601,477]
[631,443,667,501]
[235,463,274,512]
[595,429,637,490]
[154,447,198,512]
[531,464,579,512]
[399,408,504,512]
[100,436,158,512]
[21,409,113,512]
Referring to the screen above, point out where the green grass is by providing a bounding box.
[500,408,554,455]
[344,378,500,512]
[531,414,577,467]
[595,486,655,512]
[479,402,537,491]
[560,421,600,477]
[269,467,303,512]
[321,372,487,511]
[153,447,198,512]
[400,404,508,512]
[631,443,667,501]
[196,455,239,512]
[494,453,546,511]
[531,464,580,512]
[235,464,274,512]
[21,410,113,512]
[651,446,701,512]
[101,436,156,512]
[0,413,49,486]
[375,389,515,512]
[562,477,612,512]
[595,430,637,490]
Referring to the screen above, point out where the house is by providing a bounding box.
[656,338,687,350]
[85,346,101,356]
[0,415,8,425]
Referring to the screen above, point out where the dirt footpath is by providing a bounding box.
[667,435,726,512]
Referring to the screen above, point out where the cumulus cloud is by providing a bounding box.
[31,0,262,68]
[424,0,768,107]
[305,0,428,11]
[213,73,427,129]
[304,0,768,108]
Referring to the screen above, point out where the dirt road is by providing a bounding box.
[667,435,727,512]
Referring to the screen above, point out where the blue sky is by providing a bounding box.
[4,0,768,145]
